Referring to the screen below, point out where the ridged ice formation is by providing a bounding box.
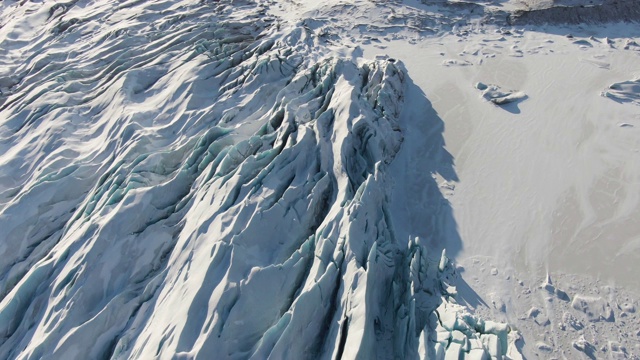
[0,1,521,359]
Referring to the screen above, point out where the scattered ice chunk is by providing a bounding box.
[573,39,593,48]
[434,302,518,358]
[491,296,506,312]
[475,82,527,106]
[609,341,628,359]
[540,273,555,292]
[442,59,473,66]
[562,312,584,330]
[534,314,551,327]
[621,303,636,313]
[624,39,640,51]
[602,78,640,105]
[555,288,570,301]
[571,295,614,322]
[527,307,541,318]
[482,36,506,42]
[535,341,553,352]
[506,331,524,360]
[439,249,448,272]
[573,335,597,357]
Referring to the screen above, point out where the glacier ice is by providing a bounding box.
[0,0,523,359]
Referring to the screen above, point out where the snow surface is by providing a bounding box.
[1,0,639,359]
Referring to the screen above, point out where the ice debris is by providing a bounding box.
[475,82,527,106]
[562,312,585,330]
[602,78,640,105]
[430,300,520,360]
[571,295,614,322]
[572,335,597,357]
[609,341,629,359]
[540,274,570,301]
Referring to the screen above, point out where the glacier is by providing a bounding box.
[0,0,525,359]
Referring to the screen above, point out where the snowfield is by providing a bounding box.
[0,0,639,359]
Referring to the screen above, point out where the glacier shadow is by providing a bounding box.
[390,74,488,307]
[455,268,490,309]
[389,69,490,354]
[388,72,462,260]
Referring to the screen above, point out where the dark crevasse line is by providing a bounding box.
[335,316,350,360]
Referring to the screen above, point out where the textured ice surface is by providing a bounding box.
[0,0,525,359]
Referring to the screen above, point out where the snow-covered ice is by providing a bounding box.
[1,0,639,359]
